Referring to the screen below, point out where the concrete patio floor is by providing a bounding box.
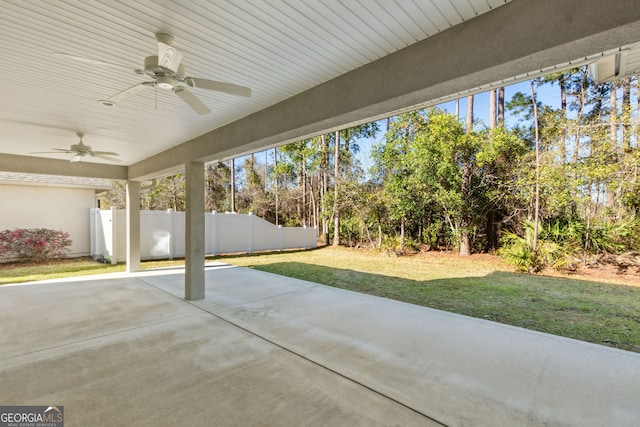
[1,264,639,426]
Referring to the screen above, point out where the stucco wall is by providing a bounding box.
[0,184,97,257]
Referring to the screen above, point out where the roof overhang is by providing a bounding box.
[1,0,639,181]
[129,0,640,180]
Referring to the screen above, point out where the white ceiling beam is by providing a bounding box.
[0,154,127,180]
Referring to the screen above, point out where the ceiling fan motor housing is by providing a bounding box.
[70,143,90,154]
[144,56,183,89]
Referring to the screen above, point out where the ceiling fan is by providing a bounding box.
[53,33,252,115]
[31,132,121,163]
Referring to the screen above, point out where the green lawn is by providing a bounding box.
[2,247,639,353]
[0,258,125,284]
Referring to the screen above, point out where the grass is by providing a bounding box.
[216,247,640,353]
[2,247,639,353]
[0,257,125,284]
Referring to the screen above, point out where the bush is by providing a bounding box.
[499,217,640,272]
[498,222,573,273]
[0,228,72,262]
[379,235,420,256]
[539,218,639,255]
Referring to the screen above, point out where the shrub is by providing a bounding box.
[499,217,640,272]
[499,221,573,273]
[378,235,420,256]
[0,228,72,262]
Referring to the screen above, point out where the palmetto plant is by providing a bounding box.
[499,221,573,272]
[500,218,639,272]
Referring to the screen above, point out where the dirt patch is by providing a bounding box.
[553,263,640,288]
[408,250,640,288]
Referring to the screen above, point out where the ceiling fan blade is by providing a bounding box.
[93,154,122,163]
[174,87,211,115]
[109,82,154,104]
[30,149,74,154]
[91,150,120,156]
[52,52,135,72]
[184,77,252,98]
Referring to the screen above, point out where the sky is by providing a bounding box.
[232,78,565,180]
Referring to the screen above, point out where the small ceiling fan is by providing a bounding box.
[53,33,252,115]
[31,132,121,163]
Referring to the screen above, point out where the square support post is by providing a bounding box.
[126,180,141,273]
[185,161,205,300]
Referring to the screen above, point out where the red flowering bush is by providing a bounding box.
[0,228,72,262]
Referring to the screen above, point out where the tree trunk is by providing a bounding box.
[264,151,268,192]
[607,82,618,210]
[459,159,471,256]
[559,75,568,164]
[497,87,505,126]
[530,82,541,256]
[309,173,317,229]
[322,135,330,244]
[486,90,498,251]
[273,148,279,226]
[466,95,474,131]
[230,158,236,213]
[302,156,307,227]
[622,77,631,152]
[332,130,341,247]
[460,95,474,256]
[172,176,178,211]
[573,69,587,163]
[489,89,497,130]
[637,77,640,146]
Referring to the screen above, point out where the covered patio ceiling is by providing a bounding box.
[1,0,640,181]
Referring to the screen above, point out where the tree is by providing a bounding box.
[459,95,475,256]
[205,162,231,212]
[237,156,272,220]
[374,111,427,250]
[331,123,378,246]
[333,130,341,246]
[230,158,236,212]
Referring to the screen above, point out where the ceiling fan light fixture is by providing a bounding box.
[98,99,116,107]
[156,75,175,90]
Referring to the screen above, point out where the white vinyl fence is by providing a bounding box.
[90,208,317,263]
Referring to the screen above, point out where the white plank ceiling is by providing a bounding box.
[0,0,512,166]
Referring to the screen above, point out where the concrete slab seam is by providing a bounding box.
[147,281,448,426]
[0,311,202,363]
[211,286,321,313]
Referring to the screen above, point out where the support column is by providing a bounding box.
[126,180,141,273]
[185,161,205,300]
[110,206,118,265]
